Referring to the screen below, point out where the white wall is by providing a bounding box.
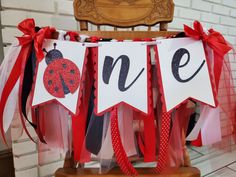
[0,0,236,177]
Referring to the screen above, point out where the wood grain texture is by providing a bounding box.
[55,167,200,177]
[74,0,174,28]
[79,31,179,39]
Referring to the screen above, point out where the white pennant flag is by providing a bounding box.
[156,37,216,112]
[96,42,149,115]
[32,39,87,115]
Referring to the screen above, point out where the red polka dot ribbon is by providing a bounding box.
[155,112,171,173]
[110,108,138,176]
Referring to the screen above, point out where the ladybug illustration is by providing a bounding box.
[43,43,80,98]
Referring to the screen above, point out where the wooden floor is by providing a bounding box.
[0,149,15,177]
[189,136,236,177]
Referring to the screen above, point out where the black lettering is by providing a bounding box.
[102,55,144,92]
[172,48,205,83]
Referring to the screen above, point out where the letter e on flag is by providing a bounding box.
[156,38,216,112]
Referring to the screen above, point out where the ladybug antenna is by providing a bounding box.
[53,43,57,49]
[43,48,48,53]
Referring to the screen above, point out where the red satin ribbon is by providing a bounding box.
[72,48,93,162]
[143,108,156,162]
[0,45,31,144]
[184,20,232,90]
[143,46,156,162]
[90,36,102,42]
[133,45,156,162]
[65,31,80,41]
[0,19,53,143]
[72,103,91,163]
[184,21,231,56]
[17,18,52,61]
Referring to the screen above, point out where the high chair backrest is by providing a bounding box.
[73,0,178,39]
[55,1,201,176]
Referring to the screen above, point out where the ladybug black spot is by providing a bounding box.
[55,87,59,92]
[49,69,54,74]
[70,80,74,84]
[70,69,75,74]
[62,63,67,68]
[48,80,52,85]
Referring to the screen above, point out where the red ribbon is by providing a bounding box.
[139,46,156,162]
[72,48,93,162]
[184,21,232,147]
[184,21,231,57]
[65,31,80,41]
[155,112,171,173]
[90,36,102,42]
[17,18,53,61]
[0,19,54,144]
[184,20,232,92]
[17,18,54,140]
[0,45,31,144]
[111,108,138,176]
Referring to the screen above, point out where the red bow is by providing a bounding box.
[65,31,80,41]
[90,36,102,42]
[184,21,232,57]
[17,18,53,61]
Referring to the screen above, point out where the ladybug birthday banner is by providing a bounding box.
[32,39,216,115]
[0,19,235,176]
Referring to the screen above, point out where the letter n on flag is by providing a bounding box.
[95,42,150,115]
[155,38,216,112]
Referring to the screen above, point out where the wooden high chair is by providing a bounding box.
[55,0,200,176]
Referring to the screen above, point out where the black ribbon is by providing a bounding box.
[85,86,104,155]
